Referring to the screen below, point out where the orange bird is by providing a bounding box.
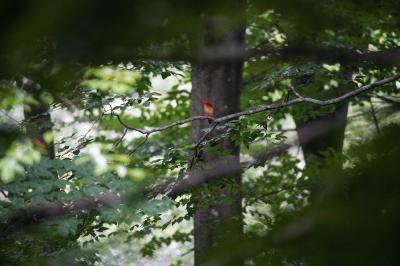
[200,98,214,123]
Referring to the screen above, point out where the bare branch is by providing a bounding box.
[214,73,400,122]
[111,74,400,138]
[114,128,128,147]
[1,193,120,236]
[369,98,381,136]
[111,109,214,135]
[373,93,400,105]
[129,133,150,155]
[290,84,304,99]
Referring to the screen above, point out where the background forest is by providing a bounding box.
[1,1,400,265]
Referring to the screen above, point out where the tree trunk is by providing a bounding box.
[295,102,349,196]
[295,102,349,165]
[293,69,352,196]
[191,18,245,266]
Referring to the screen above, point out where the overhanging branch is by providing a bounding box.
[112,73,400,136]
[246,43,400,67]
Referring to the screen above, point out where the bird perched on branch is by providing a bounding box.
[200,98,214,123]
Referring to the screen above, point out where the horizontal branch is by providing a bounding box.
[114,73,400,136]
[112,111,215,135]
[1,193,120,236]
[193,41,400,68]
[124,42,400,68]
[246,42,400,67]
[373,93,400,105]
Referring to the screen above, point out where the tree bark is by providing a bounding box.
[191,16,245,266]
[294,73,350,196]
[294,103,348,198]
[295,102,348,165]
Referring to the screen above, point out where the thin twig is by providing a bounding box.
[246,184,309,205]
[290,84,304,99]
[372,93,400,105]
[114,128,128,147]
[0,110,23,127]
[57,115,101,158]
[0,189,7,198]
[189,122,219,170]
[129,134,150,155]
[369,98,381,136]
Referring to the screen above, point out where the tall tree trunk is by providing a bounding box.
[295,103,348,197]
[294,73,350,196]
[191,14,245,266]
[294,102,348,166]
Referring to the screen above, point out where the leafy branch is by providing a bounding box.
[110,73,400,137]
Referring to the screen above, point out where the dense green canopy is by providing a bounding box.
[0,1,400,265]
